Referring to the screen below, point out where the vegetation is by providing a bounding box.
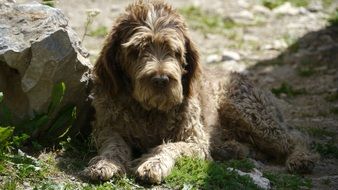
[261,0,309,10]
[82,9,101,41]
[264,172,312,190]
[325,92,338,102]
[313,140,338,159]
[89,26,109,38]
[42,0,55,7]
[328,9,338,26]
[165,157,260,190]
[296,126,336,139]
[271,82,307,97]
[178,6,237,34]
[297,67,315,77]
[0,82,76,144]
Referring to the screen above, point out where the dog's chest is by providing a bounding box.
[114,106,179,151]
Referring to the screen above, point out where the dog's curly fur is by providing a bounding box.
[84,0,317,184]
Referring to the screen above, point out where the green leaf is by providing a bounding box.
[0,127,14,150]
[0,92,3,103]
[18,115,49,134]
[48,82,66,114]
[0,103,12,126]
[0,127,14,143]
[46,105,76,139]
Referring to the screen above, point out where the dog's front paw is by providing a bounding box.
[135,158,168,184]
[286,151,318,174]
[83,156,125,181]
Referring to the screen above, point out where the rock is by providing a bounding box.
[261,39,288,50]
[237,0,250,9]
[220,60,247,73]
[307,1,323,12]
[232,10,254,21]
[222,50,241,61]
[273,2,306,16]
[206,54,222,64]
[228,168,271,190]
[0,1,92,139]
[252,5,271,16]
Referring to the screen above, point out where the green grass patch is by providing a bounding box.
[325,92,338,102]
[314,140,338,159]
[42,0,55,7]
[261,0,309,10]
[178,6,237,34]
[323,0,334,8]
[264,172,312,190]
[89,26,109,37]
[328,10,338,26]
[271,82,307,97]
[165,157,260,189]
[330,107,338,115]
[296,126,336,139]
[297,67,315,77]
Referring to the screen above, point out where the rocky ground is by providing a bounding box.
[10,0,338,189]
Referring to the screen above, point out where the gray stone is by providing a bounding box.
[206,54,222,64]
[222,50,241,61]
[0,1,92,138]
[252,5,271,16]
[228,168,271,189]
[273,2,305,16]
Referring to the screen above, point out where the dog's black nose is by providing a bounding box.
[151,74,169,87]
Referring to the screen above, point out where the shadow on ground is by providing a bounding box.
[240,24,338,189]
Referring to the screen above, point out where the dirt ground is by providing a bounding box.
[16,0,338,189]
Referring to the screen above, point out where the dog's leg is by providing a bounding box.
[218,72,317,173]
[84,126,131,181]
[211,139,250,160]
[132,142,209,184]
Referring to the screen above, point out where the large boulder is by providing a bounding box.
[0,1,92,140]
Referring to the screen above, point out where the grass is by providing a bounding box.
[263,172,312,190]
[1,128,315,190]
[296,126,336,139]
[165,157,260,190]
[328,9,338,26]
[325,92,338,102]
[330,107,338,115]
[89,26,108,38]
[297,67,315,77]
[261,0,309,10]
[178,6,237,34]
[323,0,334,8]
[42,0,55,7]
[313,140,338,159]
[271,82,307,97]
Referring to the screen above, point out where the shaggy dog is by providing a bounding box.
[84,0,317,184]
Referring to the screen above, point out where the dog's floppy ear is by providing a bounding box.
[183,34,202,97]
[92,18,128,97]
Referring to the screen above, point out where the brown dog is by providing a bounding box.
[84,0,317,184]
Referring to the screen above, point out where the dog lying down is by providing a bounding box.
[84,0,317,184]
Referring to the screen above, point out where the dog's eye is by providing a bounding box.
[128,48,140,60]
[174,52,181,58]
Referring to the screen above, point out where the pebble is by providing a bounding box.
[228,168,271,190]
[220,60,247,73]
[273,2,303,16]
[261,40,288,50]
[252,5,271,16]
[222,50,241,61]
[232,10,254,21]
[206,54,222,64]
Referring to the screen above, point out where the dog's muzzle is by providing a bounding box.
[151,74,169,88]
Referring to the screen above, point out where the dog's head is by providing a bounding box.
[93,0,201,111]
